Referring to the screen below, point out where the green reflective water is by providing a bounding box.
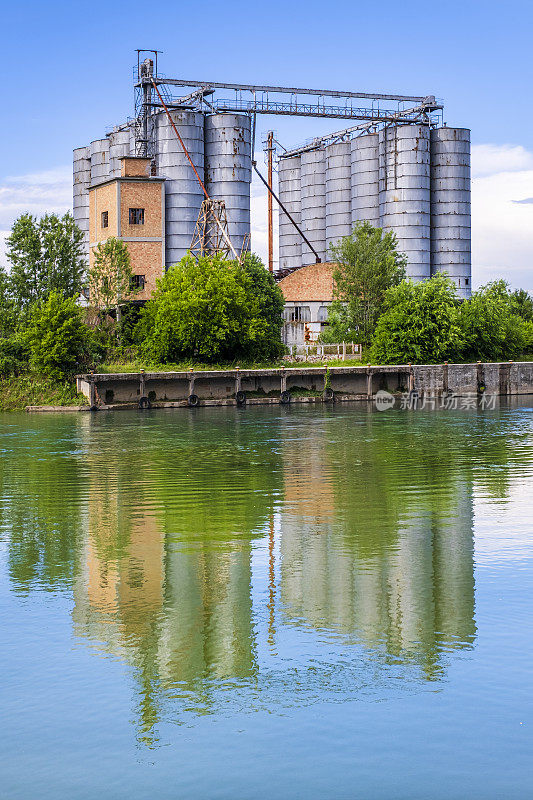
[1,403,532,798]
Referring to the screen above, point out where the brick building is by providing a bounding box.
[277,262,335,345]
[88,157,165,302]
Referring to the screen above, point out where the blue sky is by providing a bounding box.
[1,0,532,288]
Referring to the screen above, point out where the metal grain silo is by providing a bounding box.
[278,155,302,269]
[89,138,110,185]
[350,133,379,226]
[73,145,91,256]
[108,126,131,177]
[379,124,431,281]
[430,128,471,299]
[155,110,205,267]
[205,113,252,256]
[300,148,326,264]
[325,141,352,252]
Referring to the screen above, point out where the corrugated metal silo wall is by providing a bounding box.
[278,155,302,269]
[73,146,91,260]
[350,133,379,226]
[325,142,352,252]
[205,113,252,256]
[155,110,205,267]
[379,124,431,281]
[430,128,471,299]
[90,139,110,185]
[108,127,131,178]
[300,149,326,264]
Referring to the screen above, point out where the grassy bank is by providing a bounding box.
[0,375,86,412]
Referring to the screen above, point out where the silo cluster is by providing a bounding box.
[73,113,252,268]
[278,125,471,298]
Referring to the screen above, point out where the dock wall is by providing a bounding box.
[75,362,533,410]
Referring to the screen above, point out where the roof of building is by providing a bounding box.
[276,262,335,303]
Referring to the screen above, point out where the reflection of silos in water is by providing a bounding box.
[300,149,326,264]
[158,544,255,686]
[108,126,131,178]
[352,559,388,646]
[205,113,252,256]
[155,110,204,266]
[430,128,471,299]
[351,133,379,226]
[379,125,431,281]
[433,482,476,646]
[204,548,255,678]
[325,141,352,251]
[73,146,91,255]
[386,514,436,657]
[90,138,110,185]
[278,155,302,269]
[157,544,205,685]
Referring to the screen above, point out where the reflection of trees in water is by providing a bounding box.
[0,415,86,592]
[2,406,532,739]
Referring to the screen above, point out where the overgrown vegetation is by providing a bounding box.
[1,209,532,411]
[322,221,407,345]
[138,252,284,363]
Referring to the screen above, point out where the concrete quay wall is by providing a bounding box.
[75,362,533,410]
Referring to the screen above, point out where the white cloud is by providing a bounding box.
[471,144,533,291]
[1,150,532,291]
[471,144,533,178]
[0,165,72,268]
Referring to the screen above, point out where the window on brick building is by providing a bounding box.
[284,305,311,323]
[129,208,145,225]
[101,211,108,229]
[318,305,330,323]
[130,274,146,291]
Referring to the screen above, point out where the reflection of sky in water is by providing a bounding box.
[1,403,532,797]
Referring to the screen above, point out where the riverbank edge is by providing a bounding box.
[19,360,533,412]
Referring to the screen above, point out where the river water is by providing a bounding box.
[1,403,532,798]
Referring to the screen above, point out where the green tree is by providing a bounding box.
[325,222,407,345]
[140,254,270,363]
[240,253,285,359]
[371,275,464,364]
[459,280,531,361]
[5,212,85,309]
[88,237,137,324]
[511,288,533,322]
[24,290,96,379]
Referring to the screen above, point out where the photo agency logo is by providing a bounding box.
[374,390,497,412]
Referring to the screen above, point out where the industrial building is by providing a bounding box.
[73,53,471,302]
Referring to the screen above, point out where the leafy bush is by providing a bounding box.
[24,291,98,379]
[139,254,281,363]
[327,222,407,344]
[371,275,464,364]
[0,335,28,377]
[459,281,532,361]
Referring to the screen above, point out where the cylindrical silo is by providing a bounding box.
[204,113,252,256]
[325,141,352,252]
[430,128,471,299]
[300,148,326,264]
[155,110,205,267]
[73,145,91,258]
[351,133,379,226]
[278,155,302,269]
[379,124,431,281]
[89,138,110,185]
[108,126,131,178]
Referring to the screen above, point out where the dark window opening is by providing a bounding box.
[101,211,108,229]
[283,305,311,323]
[130,274,146,291]
[129,208,145,225]
[465,277,470,286]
